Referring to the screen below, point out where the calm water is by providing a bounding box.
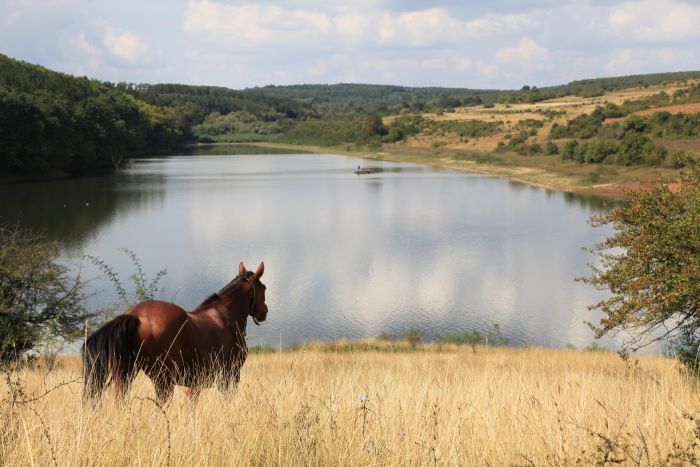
[1,146,624,351]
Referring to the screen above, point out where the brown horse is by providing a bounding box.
[83,262,268,402]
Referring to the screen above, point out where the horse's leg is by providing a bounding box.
[147,363,175,405]
[232,351,247,388]
[217,362,241,394]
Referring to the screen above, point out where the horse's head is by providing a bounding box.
[238,261,268,325]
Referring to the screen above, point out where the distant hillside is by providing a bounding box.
[127,83,316,120]
[3,51,700,176]
[502,70,700,103]
[246,83,506,115]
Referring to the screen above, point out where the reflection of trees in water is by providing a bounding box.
[175,144,309,157]
[0,172,166,249]
[506,181,619,211]
[561,191,623,211]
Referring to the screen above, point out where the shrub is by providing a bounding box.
[582,140,619,164]
[526,143,543,156]
[665,150,693,169]
[545,141,559,155]
[617,133,654,166]
[0,224,91,362]
[561,140,579,161]
[582,160,700,358]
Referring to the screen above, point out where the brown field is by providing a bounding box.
[385,81,699,154]
[1,344,699,465]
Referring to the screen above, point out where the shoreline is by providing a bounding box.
[4,142,680,199]
[232,142,679,199]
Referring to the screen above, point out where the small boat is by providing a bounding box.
[354,167,375,175]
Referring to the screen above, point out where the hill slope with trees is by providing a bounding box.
[3,52,700,178]
[0,54,183,174]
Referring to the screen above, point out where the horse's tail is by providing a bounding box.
[82,314,140,400]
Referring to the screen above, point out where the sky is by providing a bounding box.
[1,0,699,90]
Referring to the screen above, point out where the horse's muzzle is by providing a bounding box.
[254,306,268,325]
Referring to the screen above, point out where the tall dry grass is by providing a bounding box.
[1,343,699,466]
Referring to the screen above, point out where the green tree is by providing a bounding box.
[361,114,387,139]
[581,159,700,356]
[561,140,579,161]
[0,224,91,362]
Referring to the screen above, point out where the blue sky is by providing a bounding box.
[1,0,699,90]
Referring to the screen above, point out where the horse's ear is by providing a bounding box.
[239,262,247,276]
[252,262,264,280]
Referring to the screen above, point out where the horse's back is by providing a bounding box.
[126,301,190,356]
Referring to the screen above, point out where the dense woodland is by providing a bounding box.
[246,83,501,115]
[0,54,182,173]
[2,53,700,175]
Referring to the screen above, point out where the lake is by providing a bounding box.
[0,145,621,351]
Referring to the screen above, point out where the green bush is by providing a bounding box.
[545,141,559,155]
[561,140,579,161]
[550,113,603,139]
[526,143,543,156]
[580,140,619,164]
[617,133,655,165]
[0,224,91,362]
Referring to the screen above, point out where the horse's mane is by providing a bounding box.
[199,293,220,306]
[196,272,254,309]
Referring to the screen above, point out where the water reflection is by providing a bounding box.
[176,143,310,157]
[0,174,166,249]
[0,150,625,352]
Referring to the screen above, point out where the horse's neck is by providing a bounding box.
[215,297,248,334]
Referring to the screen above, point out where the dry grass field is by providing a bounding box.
[389,81,699,154]
[2,343,699,466]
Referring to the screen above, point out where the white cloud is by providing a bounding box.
[183,1,332,46]
[496,38,549,63]
[6,0,700,90]
[182,1,539,49]
[334,13,372,44]
[605,47,696,75]
[70,32,99,56]
[68,32,100,74]
[103,27,151,63]
[608,0,700,42]
[475,62,498,78]
[3,8,21,27]
[455,58,472,72]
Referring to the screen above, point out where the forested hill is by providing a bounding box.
[0,54,183,174]
[0,55,318,175]
[126,83,317,121]
[245,83,505,115]
[241,73,700,114]
[501,70,700,103]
